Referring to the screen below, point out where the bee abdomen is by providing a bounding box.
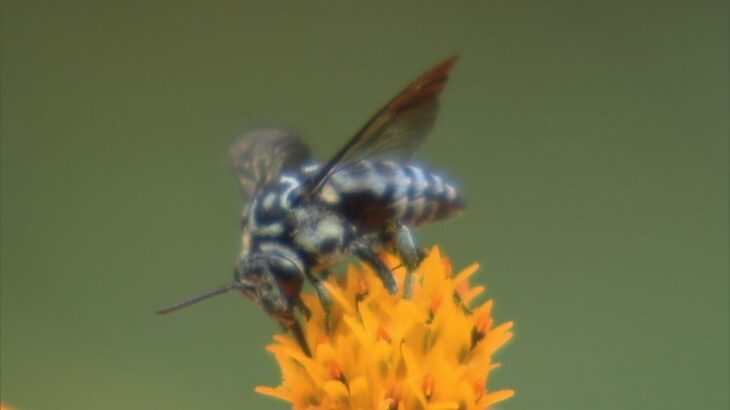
[397,164,464,226]
[324,160,464,229]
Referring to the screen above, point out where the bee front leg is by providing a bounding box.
[293,294,312,320]
[281,319,312,357]
[303,269,333,332]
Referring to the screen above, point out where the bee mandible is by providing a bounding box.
[158,56,464,355]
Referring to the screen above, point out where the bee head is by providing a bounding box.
[156,251,300,326]
[235,254,297,323]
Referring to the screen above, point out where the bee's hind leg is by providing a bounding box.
[392,227,470,311]
[389,223,420,299]
[303,269,333,332]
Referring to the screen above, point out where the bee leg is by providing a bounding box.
[294,295,312,320]
[392,223,420,299]
[354,246,398,294]
[282,319,312,357]
[304,269,333,332]
[417,247,429,262]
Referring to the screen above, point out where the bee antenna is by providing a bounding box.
[156,283,240,315]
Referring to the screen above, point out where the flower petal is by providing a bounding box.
[482,389,515,407]
[322,380,350,402]
[323,280,356,315]
[254,386,293,403]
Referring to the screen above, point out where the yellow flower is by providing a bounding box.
[256,247,514,410]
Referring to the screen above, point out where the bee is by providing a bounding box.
[158,56,464,355]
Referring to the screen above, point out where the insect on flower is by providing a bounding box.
[158,56,464,355]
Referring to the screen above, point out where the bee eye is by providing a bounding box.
[237,270,260,287]
[268,257,300,278]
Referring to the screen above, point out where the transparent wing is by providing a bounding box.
[228,127,311,197]
[301,56,458,199]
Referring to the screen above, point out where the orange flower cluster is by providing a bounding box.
[256,247,513,410]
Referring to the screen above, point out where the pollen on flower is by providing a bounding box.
[474,312,491,334]
[421,374,436,400]
[356,275,369,297]
[376,324,392,343]
[430,294,443,313]
[256,247,514,410]
[328,360,343,380]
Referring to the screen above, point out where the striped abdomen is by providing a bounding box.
[319,160,464,230]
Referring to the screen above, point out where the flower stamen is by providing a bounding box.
[421,374,435,401]
[377,324,392,343]
[428,294,443,323]
[328,360,342,380]
[471,312,491,348]
[355,275,369,302]
[317,334,330,346]
[473,376,485,400]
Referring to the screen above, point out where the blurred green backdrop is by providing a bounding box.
[1,0,728,409]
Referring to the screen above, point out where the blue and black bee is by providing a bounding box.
[159,57,463,354]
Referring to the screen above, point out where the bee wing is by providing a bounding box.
[300,56,458,199]
[228,127,312,197]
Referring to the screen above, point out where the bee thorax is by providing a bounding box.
[292,207,348,265]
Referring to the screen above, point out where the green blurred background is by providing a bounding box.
[1,0,728,409]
